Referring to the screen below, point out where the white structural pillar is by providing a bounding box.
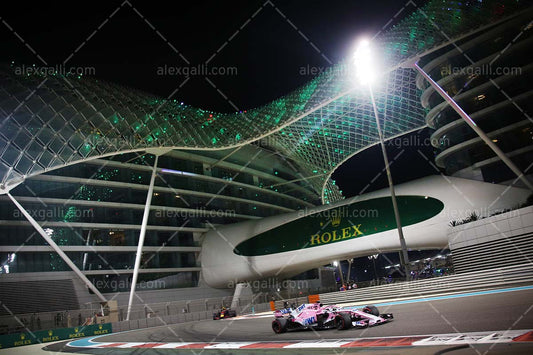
[126,154,159,321]
[230,282,252,310]
[414,62,533,191]
[7,192,107,303]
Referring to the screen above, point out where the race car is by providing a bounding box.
[272,302,393,333]
[212,307,237,320]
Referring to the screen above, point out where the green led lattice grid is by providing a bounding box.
[0,0,529,204]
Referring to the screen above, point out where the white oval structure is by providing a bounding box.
[200,176,527,287]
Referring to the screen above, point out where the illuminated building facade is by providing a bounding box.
[416,10,533,183]
[0,1,530,308]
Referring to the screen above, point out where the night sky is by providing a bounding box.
[2,0,439,197]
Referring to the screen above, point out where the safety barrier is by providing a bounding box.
[0,292,277,335]
[0,323,112,349]
[3,264,532,337]
[113,262,533,333]
[317,263,533,305]
[0,295,233,335]
[111,301,273,333]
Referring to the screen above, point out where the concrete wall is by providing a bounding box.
[0,271,233,309]
[448,206,533,248]
[108,285,233,306]
[448,206,533,273]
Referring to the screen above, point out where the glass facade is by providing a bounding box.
[418,12,533,180]
[0,147,318,292]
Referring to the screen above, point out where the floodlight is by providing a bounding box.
[353,39,376,85]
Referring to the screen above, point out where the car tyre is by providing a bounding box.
[362,305,379,316]
[335,313,352,330]
[272,318,288,333]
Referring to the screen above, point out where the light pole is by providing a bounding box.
[346,258,354,283]
[354,40,411,280]
[368,254,379,284]
[333,260,345,288]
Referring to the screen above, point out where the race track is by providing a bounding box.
[41,287,533,354]
[91,288,533,342]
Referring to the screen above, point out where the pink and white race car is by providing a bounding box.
[272,302,393,333]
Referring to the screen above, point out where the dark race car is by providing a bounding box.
[272,302,393,333]
[213,307,237,320]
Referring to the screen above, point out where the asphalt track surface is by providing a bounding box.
[43,288,533,354]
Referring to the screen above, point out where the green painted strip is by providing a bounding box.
[234,196,444,256]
